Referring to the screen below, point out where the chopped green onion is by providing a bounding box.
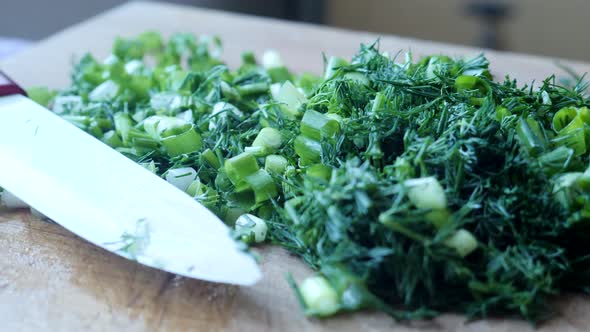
[300,109,340,141]
[236,82,269,96]
[248,127,282,156]
[577,106,590,123]
[268,66,292,83]
[177,110,194,123]
[553,107,579,132]
[444,229,478,257]
[235,213,268,243]
[229,189,256,209]
[124,59,144,74]
[167,70,190,91]
[541,90,552,105]
[265,154,288,174]
[244,169,278,203]
[201,148,221,169]
[392,157,415,180]
[165,167,197,191]
[495,106,511,121]
[136,31,162,51]
[306,164,332,181]
[578,166,590,191]
[26,86,54,107]
[143,115,188,141]
[209,102,244,130]
[150,92,182,111]
[102,130,123,148]
[425,56,453,79]
[241,51,256,65]
[88,119,104,138]
[296,72,321,96]
[131,110,147,123]
[324,56,348,80]
[161,126,203,157]
[186,179,205,196]
[186,179,218,208]
[552,172,583,210]
[454,75,489,94]
[95,117,113,131]
[141,161,158,174]
[425,209,450,228]
[404,177,447,210]
[113,113,133,144]
[62,115,91,130]
[214,169,233,192]
[52,96,82,114]
[516,117,548,156]
[294,135,322,164]
[298,276,340,317]
[220,206,247,226]
[128,129,159,148]
[538,146,574,175]
[262,49,284,69]
[270,80,307,112]
[343,72,370,86]
[219,81,240,100]
[256,202,274,220]
[142,115,203,156]
[554,117,586,156]
[371,91,387,114]
[282,166,298,199]
[225,152,259,190]
[89,80,120,102]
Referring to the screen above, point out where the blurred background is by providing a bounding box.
[0,0,587,61]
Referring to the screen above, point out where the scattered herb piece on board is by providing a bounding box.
[25,32,590,324]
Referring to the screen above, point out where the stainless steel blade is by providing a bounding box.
[0,94,261,285]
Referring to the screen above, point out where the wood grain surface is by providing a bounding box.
[1,2,590,331]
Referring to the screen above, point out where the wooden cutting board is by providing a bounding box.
[1,2,590,331]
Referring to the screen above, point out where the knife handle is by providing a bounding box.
[0,70,27,97]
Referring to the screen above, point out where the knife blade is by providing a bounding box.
[0,71,261,285]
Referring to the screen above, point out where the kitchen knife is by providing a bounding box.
[0,71,261,285]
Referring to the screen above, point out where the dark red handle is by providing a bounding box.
[0,71,26,97]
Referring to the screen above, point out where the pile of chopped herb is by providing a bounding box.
[26,32,590,324]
